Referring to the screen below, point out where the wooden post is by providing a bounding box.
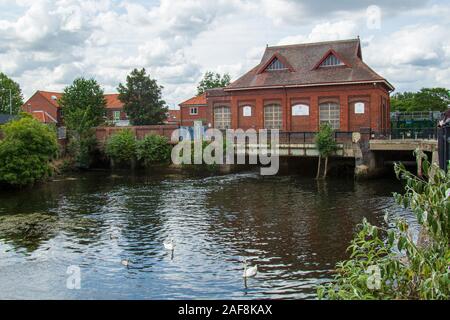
[316,156,322,179]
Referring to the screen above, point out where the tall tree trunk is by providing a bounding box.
[316,156,322,179]
[323,156,329,179]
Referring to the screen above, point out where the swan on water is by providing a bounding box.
[121,259,130,268]
[243,259,257,278]
[164,238,175,251]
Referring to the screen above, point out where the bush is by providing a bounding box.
[136,135,171,166]
[105,129,136,165]
[0,117,58,186]
[67,130,97,169]
[318,157,449,300]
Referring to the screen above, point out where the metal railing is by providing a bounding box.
[389,127,438,140]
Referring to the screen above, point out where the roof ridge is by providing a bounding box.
[268,38,360,50]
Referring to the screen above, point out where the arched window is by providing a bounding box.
[264,104,282,130]
[242,106,252,117]
[214,106,231,129]
[319,102,340,129]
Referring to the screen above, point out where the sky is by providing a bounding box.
[0,0,449,109]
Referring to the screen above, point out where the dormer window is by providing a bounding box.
[266,58,287,71]
[320,54,344,67]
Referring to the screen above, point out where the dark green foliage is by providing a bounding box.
[59,78,106,169]
[318,157,450,300]
[391,88,450,112]
[118,68,167,125]
[136,135,172,166]
[0,117,58,186]
[197,72,231,95]
[67,130,97,169]
[0,72,23,115]
[315,123,337,157]
[59,78,107,133]
[105,129,136,165]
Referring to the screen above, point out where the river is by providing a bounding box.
[0,170,414,299]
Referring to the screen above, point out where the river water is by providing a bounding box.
[0,170,414,299]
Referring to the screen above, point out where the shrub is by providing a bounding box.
[317,157,449,300]
[67,130,97,169]
[136,135,171,166]
[0,117,58,186]
[105,129,136,165]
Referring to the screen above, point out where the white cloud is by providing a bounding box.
[0,0,448,106]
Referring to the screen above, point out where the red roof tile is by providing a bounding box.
[32,91,123,109]
[179,93,207,106]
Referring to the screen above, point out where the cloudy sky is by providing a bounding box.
[1,0,449,109]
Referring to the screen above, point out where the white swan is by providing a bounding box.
[164,238,175,251]
[121,259,130,267]
[243,260,257,278]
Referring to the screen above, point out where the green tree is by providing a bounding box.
[197,71,231,95]
[318,157,449,300]
[118,68,167,125]
[0,116,58,186]
[391,88,450,112]
[59,78,106,169]
[0,72,24,115]
[315,123,337,179]
[105,129,137,167]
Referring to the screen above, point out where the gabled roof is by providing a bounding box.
[25,91,124,110]
[31,110,57,123]
[226,38,394,91]
[179,93,207,106]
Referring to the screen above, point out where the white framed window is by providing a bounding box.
[354,102,365,114]
[320,54,343,67]
[113,111,121,121]
[214,106,231,129]
[292,104,309,116]
[242,106,252,117]
[266,58,287,71]
[319,102,340,130]
[264,104,282,130]
[190,107,198,115]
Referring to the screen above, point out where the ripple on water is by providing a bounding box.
[0,172,415,299]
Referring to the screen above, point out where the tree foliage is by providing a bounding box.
[59,78,107,134]
[59,78,106,169]
[136,135,172,166]
[118,68,167,125]
[0,116,58,186]
[318,157,450,300]
[105,129,137,165]
[391,88,450,112]
[197,71,231,95]
[315,123,337,157]
[0,72,24,115]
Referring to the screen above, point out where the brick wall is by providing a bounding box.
[95,125,179,143]
[180,105,208,126]
[206,83,391,133]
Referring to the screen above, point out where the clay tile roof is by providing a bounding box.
[35,91,123,109]
[226,38,394,91]
[38,91,63,108]
[104,94,124,109]
[179,93,207,106]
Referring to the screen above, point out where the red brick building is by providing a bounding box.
[22,91,128,126]
[166,109,181,125]
[178,93,208,127]
[186,39,393,135]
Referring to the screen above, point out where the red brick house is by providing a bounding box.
[22,91,129,126]
[166,109,181,125]
[178,93,208,127]
[199,38,394,135]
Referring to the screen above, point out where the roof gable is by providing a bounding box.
[313,49,350,69]
[257,53,294,74]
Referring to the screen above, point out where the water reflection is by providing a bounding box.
[0,171,412,299]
